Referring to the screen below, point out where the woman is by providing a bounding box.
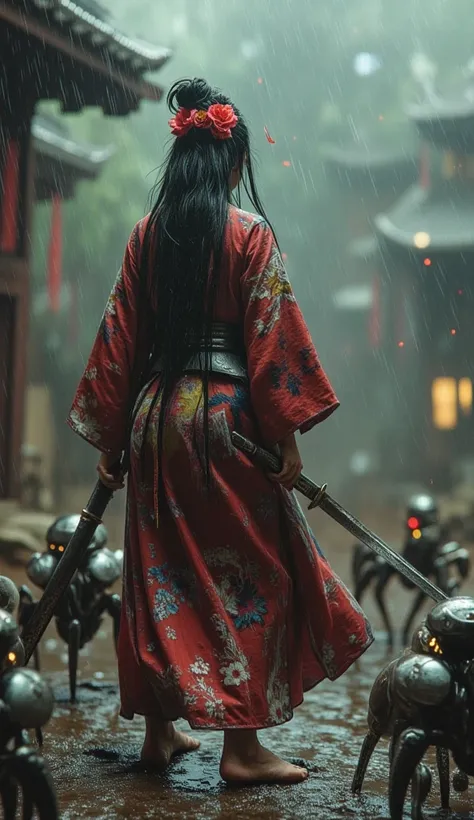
[68,78,373,785]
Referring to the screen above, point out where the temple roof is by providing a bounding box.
[375,183,474,253]
[321,129,417,187]
[32,114,113,199]
[35,0,171,72]
[0,0,171,114]
[407,92,474,151]
[33,115,113,174]
[332,283,373,312]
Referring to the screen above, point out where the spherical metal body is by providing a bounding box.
[427,596,474,659]
[87,548,121,586]
[46,514,108,555]
[406,494,439,529]
[0,576,20,614]
[1,668,54,728]
[0,609,19,659]
[27,552,57,589]
[393,654,452,706]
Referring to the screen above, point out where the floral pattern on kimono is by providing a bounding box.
[68,206,373,730]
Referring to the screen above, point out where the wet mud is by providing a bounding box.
[5,506,474,818]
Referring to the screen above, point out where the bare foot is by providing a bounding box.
[141,725,200,771]
[220,743,308,785]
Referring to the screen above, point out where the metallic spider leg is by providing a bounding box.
[103,592,121,651]
[9,747,59,820]
[401,590,426,647]
[0,770,18,820]
[18,589,41,671]
[354,564,379,604]
[389,727,446,820]
[22,783,34,820]
[374,570,395,647]
[436,747,450,810]
[351,728,381,794]
[452,767,469,792]
[410,762,432,820]
[68,619,81,703]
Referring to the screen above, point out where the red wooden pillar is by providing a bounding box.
[0,104,35,499]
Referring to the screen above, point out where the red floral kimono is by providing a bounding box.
[67,206,373,730]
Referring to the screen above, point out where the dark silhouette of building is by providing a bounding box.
[0,0,170,499]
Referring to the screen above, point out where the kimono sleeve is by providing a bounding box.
[67,223,148,455]
[241,220,339,446]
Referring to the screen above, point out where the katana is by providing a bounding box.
[231,432,448,605]
[20,481,114,665]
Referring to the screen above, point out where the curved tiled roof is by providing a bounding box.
[32,0,171,71]
[33,114,113,175]
[376,184,474,252]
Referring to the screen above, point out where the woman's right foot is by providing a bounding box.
[220,743,308,785]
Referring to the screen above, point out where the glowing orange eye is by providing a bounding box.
[7,652,16,662]
[50,544,56,550]
[58,545,65,552]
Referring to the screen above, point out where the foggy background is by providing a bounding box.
[27,0,474,506]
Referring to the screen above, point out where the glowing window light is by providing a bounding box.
[413,232,431,249]
[442,151,456,179]
[459,378,473,415]
[432,378,457,430]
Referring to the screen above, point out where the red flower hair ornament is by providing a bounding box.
[169,103,238,140]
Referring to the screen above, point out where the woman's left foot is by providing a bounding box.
[141,723,200,771]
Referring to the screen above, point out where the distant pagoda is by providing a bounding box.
[375,64,474,488]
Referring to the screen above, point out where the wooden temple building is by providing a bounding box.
[0,0,170,500]
[375,83,474,488]
[321,129,416,477]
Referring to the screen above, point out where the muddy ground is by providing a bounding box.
[5,500,474,819]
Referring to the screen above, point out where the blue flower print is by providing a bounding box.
[153,589,179,622]
[148,563,170,584]
[231,578,268,630]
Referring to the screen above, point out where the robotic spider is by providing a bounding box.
[352,493,470,647]
[18,514,123,702]
[352,595,474,820]
[0,575,57,820]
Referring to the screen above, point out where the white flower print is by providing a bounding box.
[246,244,296,337]
[189,657,211,676]
[165,626,177,641]
[214,577,238,617]
[268,681,291,724]
[220,661,251,687]
[68,402,103,445]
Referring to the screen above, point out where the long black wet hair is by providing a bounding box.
[140,77,274,490]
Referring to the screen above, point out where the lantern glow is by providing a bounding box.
[432,378,457,430]
[459,378,473,415]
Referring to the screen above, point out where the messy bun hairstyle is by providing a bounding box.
[140,78,274,490]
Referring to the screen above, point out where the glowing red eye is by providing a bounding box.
[408,517,419,529]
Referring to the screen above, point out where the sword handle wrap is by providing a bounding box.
[231,431,448,605]
[231,432,326,508]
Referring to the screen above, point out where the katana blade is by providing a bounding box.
[21,480,114,664]
[232,432,447,605]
